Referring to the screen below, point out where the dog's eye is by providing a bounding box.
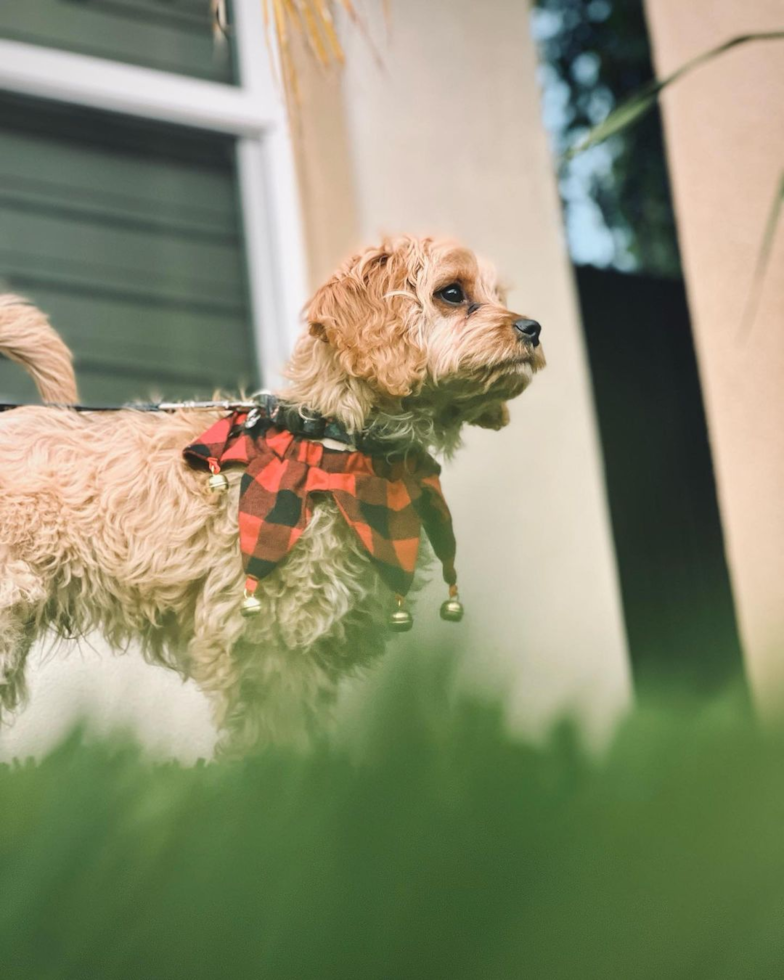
[435,283,465,305]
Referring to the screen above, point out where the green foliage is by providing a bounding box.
[0,654,780,979]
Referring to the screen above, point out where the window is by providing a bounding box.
[0,0,236,82]
[0,0,305,404]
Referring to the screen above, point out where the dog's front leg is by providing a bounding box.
[185,498,391,757]
[182,562,316,757]
[187,596,345,760]
[207,639,336,759]
[185,558,247,716]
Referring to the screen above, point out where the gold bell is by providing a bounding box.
[440,588,464,623]
[208,472,229,493]
[388,595,413,632]
[240,587,262,618]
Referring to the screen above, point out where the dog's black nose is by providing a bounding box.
[513,318,542,346]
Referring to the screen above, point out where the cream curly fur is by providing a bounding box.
[0,236,545,756]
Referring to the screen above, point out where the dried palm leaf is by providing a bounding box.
[211,0,383,105]
[211,0,229,40]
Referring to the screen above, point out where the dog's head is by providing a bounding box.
[292,235,545,433]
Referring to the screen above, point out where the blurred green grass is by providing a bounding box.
[0,653,781,980]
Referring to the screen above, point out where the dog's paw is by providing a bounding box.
[469,402,510,431]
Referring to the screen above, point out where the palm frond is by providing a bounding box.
[562,31,784,162]
[560,30,784,332]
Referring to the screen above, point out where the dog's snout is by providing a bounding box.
[513,318,542,347]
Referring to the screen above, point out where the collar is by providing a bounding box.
[246,393,394,457]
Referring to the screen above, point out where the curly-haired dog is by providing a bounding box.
[0,236,544,755]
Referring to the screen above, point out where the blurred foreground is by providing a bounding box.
[0,652,780,979]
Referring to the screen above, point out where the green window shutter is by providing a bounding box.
[0,0,235,83]
[0,94,257,406]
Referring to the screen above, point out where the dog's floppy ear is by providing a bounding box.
[306,243,427,399]
[469,402,510,430]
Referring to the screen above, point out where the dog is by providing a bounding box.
[0,235,544,756]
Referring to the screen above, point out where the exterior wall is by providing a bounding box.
[303,0,631,742]
[0,647,216,762]
[645,1,784,711]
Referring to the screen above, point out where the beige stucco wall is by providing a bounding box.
[296,0,632,742]
[0,645,216,762]
[645,1,784,710]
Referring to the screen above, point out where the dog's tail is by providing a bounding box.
[0,295,78,404]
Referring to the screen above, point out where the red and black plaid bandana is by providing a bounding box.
[183,412,457,597]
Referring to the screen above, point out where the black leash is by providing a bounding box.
[0,398,264,414]
[0,393,392,455]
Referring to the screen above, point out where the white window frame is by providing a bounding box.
[0,0,307,387]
